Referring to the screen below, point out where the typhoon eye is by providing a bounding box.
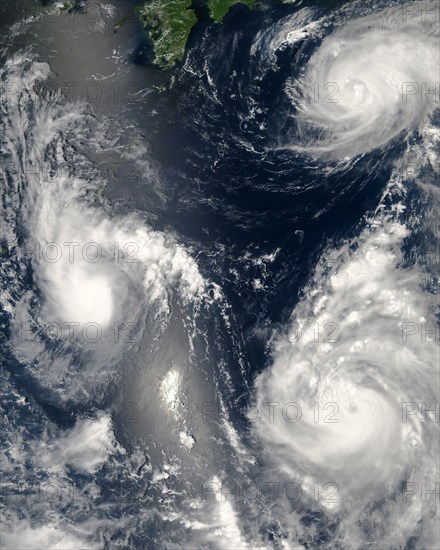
[285,13,440,159]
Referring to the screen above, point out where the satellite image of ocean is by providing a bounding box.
[0,0,439,548]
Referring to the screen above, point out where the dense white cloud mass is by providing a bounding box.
[251,161,439,544]
[253,217,435,485]
[1,54,209,353]
[290,5,439,159]
[40,414,122,473]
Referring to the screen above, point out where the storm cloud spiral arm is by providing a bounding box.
[0,1,439,549]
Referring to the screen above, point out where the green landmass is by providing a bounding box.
[136,0,197,69]
[208,0,256,23]
[136,0,293,70]
[136,0,255,69]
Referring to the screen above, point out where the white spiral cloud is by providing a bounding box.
[290,4,439,159]
[1,54,208,355]
[251,208,439,512]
